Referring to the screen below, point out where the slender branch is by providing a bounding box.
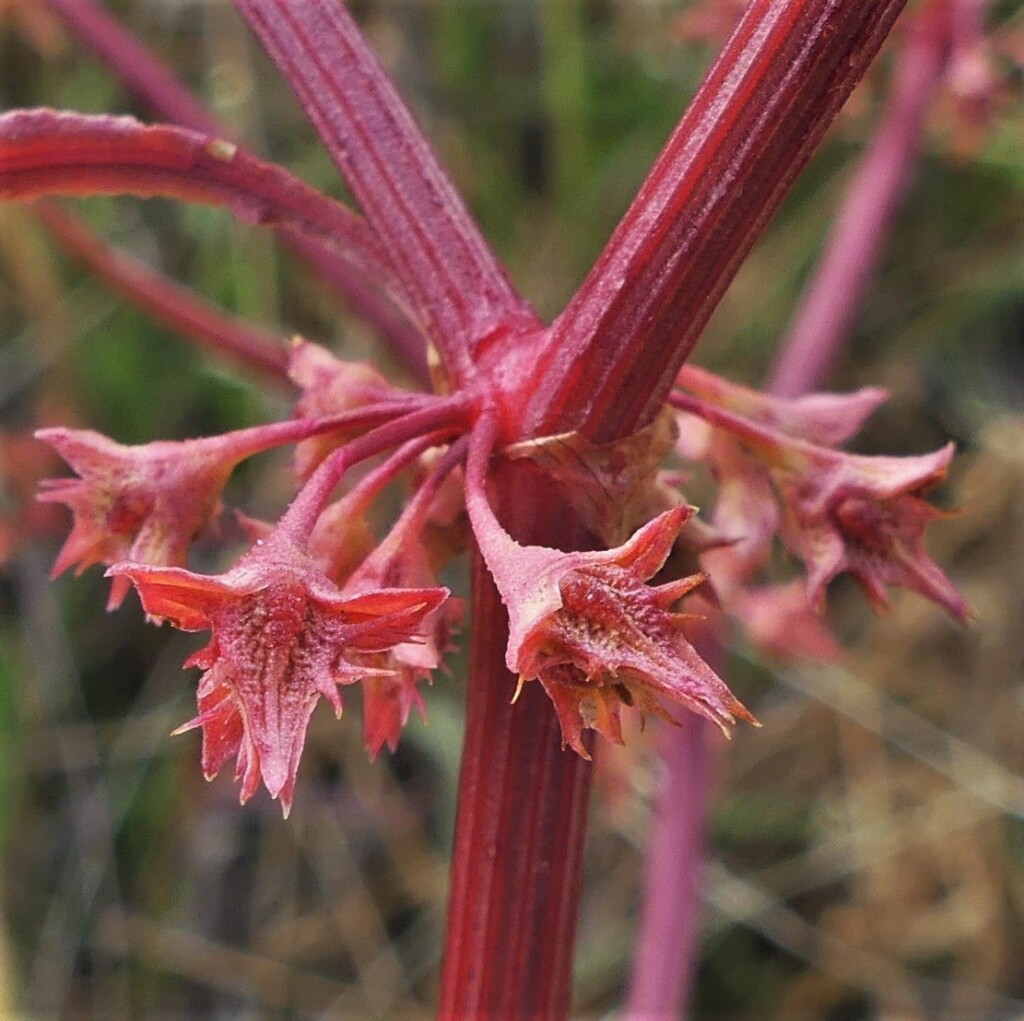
[232,0,541,383]
[278,396,474,543]
[767,1,952,396]
[625,715,717,1018]
[42,0,428,379]
[522,0,909,441]
[0,110,399,300]
[35,201,289,381]
[41,0,221,133]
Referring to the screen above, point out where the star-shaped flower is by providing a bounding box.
[111,532,447,814]
[671,387,967,621]
[468,476,756,755]
[36,428,243,609]
[776,443,967,619]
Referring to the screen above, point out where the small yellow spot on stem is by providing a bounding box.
[207,139,238,161]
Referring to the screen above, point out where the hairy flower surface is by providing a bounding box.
[289,339,406,477]
[111,533,447,814]
[37,427,240,608]
[776,443,967,618]
[672,388,967,623]
[468,480,756,754]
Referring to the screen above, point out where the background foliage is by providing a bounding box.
[2,0,1024,1017]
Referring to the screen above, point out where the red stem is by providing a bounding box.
[278,397,473,543]
[626,716,717,1017]
[35,201,290,381]
[0,110,401,302]
[443,1,912,1014]
[440,464,594,1020]
[42,0,220,133]
[232,0,541,385]
[522,0,908,441]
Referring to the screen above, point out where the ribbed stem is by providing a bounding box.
[439,462,594,1019]
[522,0,909,441]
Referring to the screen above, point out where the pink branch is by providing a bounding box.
[42,0,220,133]
[767,1,952,396]
[278,401,473,544]
[626,715,717,1017]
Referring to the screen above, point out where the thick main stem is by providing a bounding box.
[440,518,593,1018]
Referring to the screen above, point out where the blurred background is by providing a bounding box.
[2,0,1024,1017]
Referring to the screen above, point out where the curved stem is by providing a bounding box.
[35,201,290,381]
[277,396,474,544]
[0,110,396,290]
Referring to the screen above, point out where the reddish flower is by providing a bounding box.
[727,580,840,662]
[341,458,463,758]
[672,389,967,621]
[36,427,242,609]
[288,338,403,477]
[776,443,967,619]
[110,532,448,814]
[468,485,757,756]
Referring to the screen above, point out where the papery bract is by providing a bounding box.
[111,533,448,814]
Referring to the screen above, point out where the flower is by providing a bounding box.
[776,443,968,619]
[342,489,462,758]
[288,339,401,477]
[671,386,967,621]
[469,491,756,756]
[36,427,241,609]
[110,532,448,814]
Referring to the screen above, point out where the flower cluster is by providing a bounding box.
[670,366,968,655]
[31,350,966,795]
[33,340,470,811]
